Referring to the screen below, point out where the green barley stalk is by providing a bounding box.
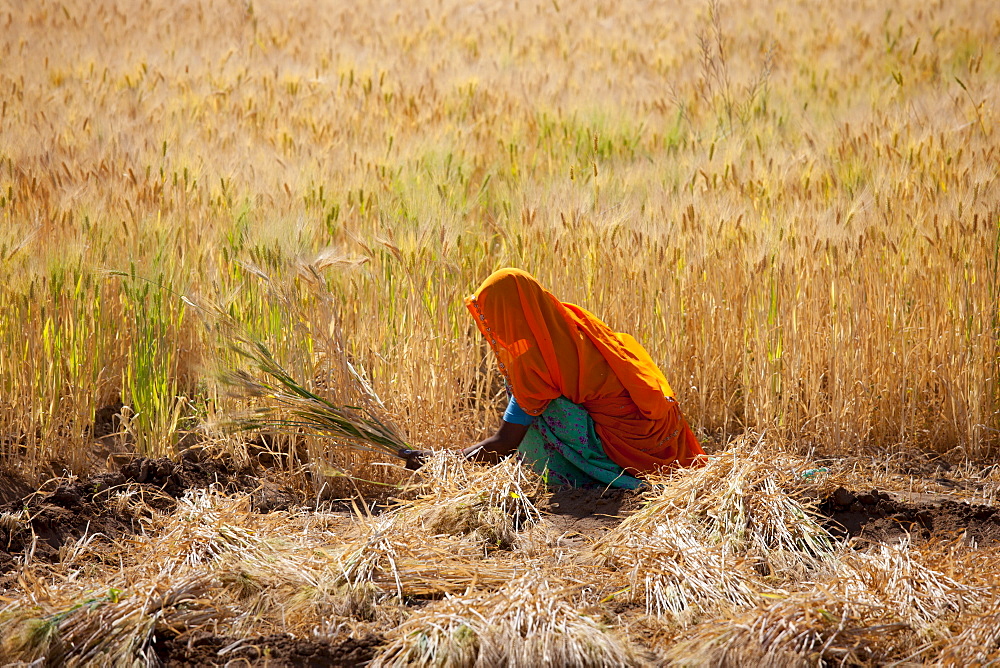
[221,335,408,459]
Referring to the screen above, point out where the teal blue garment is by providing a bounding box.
[516,396,643,489]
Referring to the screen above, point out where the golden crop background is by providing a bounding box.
[0,0,998,481]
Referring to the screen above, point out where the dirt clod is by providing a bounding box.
[832,486,857,507]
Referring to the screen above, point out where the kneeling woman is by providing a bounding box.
[408,268,705,488]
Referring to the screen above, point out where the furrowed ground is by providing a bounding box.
[0,0,999,665]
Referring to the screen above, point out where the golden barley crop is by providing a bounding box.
[1,0,997,480]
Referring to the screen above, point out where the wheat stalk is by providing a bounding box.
[222,335,408,459]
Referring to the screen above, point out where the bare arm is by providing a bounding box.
[461,420,531,464]
[399,420,530,470]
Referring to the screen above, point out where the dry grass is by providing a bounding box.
[583,436,836,624]
[601,434,835,574]
[373,573,642,668]
[937,605,1000,666]
[0,0,997,484]
[828,539,990,628]
[1,448,999,664]
[0,573,223,666]
[0,458,548,663]
[665,591,907,667]
[664,539,1000,666]
[392,452,547,549]
[594,517,763,623]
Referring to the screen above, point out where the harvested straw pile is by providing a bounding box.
[373,573,641,668]
[140,488,265,575]
[316,454,547,608]
[660,514,1000,665]
[141,460,542,622]
[590,434,833,621]
[593,518,761,622]
[392,452,547,549]
[931,544,1000,664]
[0,573,223,667]
[828,539,989,627]
[665,591,907,667]
[938,606,1000,665]
[6,441,1000,665]
[0,475,539,665]
[605,433,834,572]
[327,511,516,602]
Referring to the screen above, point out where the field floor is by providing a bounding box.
[3,430,1000,665]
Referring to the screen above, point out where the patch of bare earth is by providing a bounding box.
[817,486,1000,546]
[535,486,642,543]
[0,452,301,584]
[153,632,384,668]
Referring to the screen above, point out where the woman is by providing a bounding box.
[404,268,705,488]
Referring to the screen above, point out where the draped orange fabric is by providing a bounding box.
[466,268,705,474]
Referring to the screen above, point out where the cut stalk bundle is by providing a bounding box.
[394,452,547,549]
[139,488,268,576]
[0,573,223,667]
[829,539,990,627]
[332,454,548,598]
[593,519,761,622]
[373,573,641,668]
[612,433,835,574]
[213,543,396,631]
[222,335,408,460]
[665,592,907,667]
[938,604,1000,666]
[331,511,523,601]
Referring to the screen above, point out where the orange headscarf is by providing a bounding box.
[466,268,705,474]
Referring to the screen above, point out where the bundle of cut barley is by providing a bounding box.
[593,519,761,622]
[373,573,641,667]
[829,539,989,627]
[924,544,1000,664]
[123,484,526,630]
[0,573,223,666]
[135,488,268,576]
[615,433,834,573]
[222,335,409,460]
[665,592,907,667]
[331,505,525,600]
[213,544,397,632]
[224,491,522,613]
[938,606,1000,666]
[393,452,547,549]
[588,435,836,621]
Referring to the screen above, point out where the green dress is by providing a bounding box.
[517,396,643,490]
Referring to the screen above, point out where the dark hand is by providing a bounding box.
[398,448,431,470]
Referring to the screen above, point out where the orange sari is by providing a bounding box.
[466,268,705,475]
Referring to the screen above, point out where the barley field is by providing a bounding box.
[1,0,999,664]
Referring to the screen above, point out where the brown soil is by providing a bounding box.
[91,399,126,441]
[817,486,1000,546]
[0,469,33,506]
[537,486,641,540]
[153,631,384,667]
[0,452,301,581]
